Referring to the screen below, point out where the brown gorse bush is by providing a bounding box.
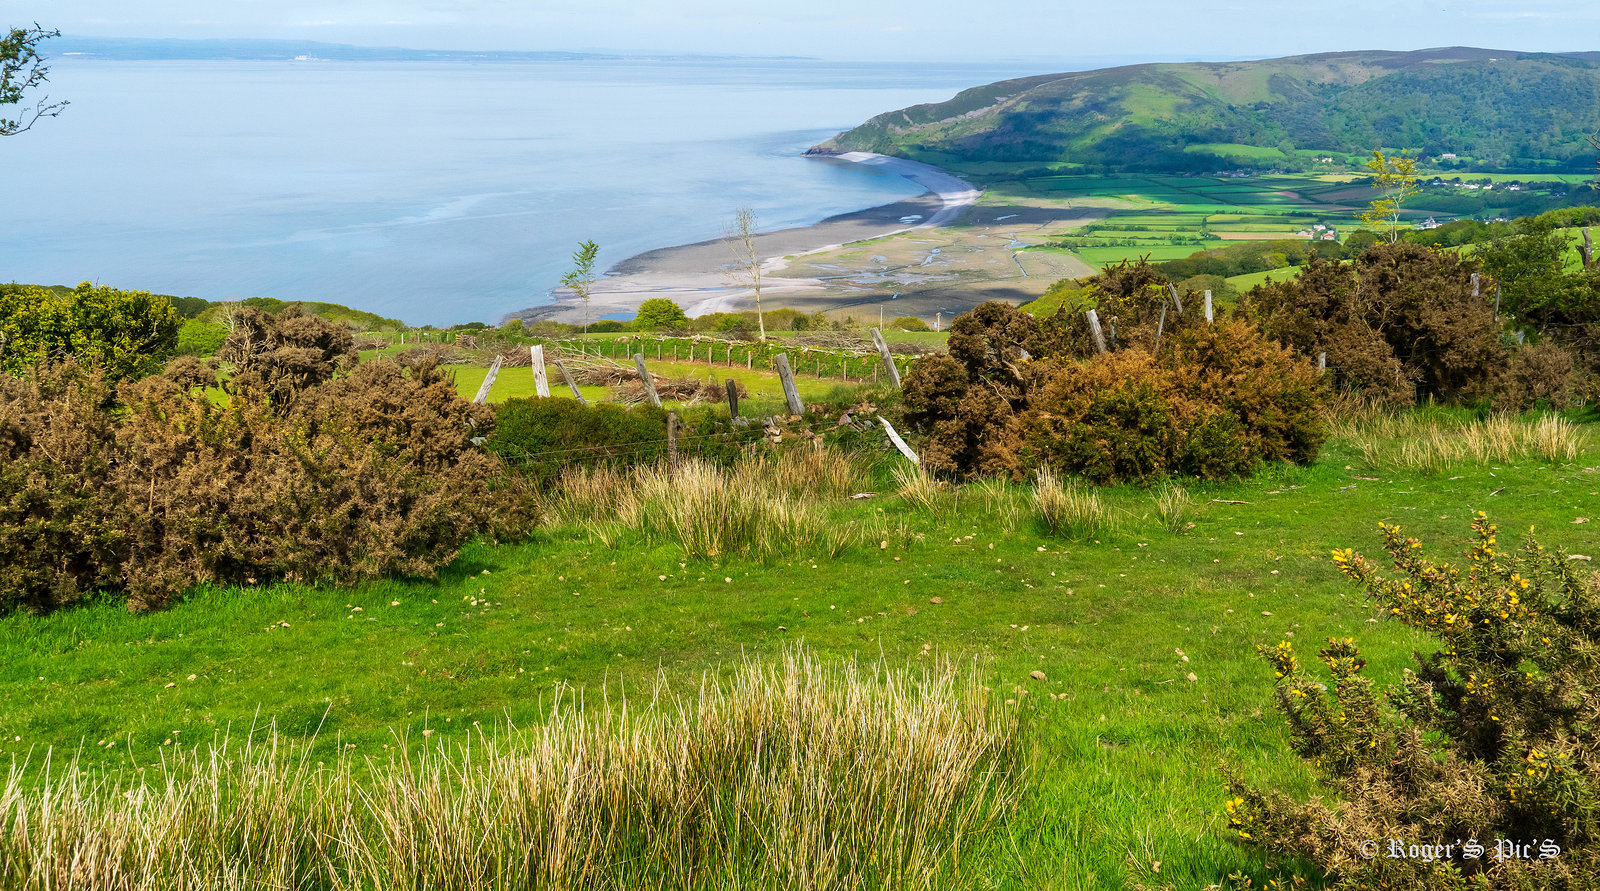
[1228,514,1600,889]
[0,349,532,614]
[900,293,1327,483]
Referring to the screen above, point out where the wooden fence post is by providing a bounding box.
[1318,352,1327,375]
[530,345,550,398]
[1471,272,1480,299]
[554,359,587,405]
[633,354,661,407]
[667,411,678,468]
[472,355,504,404]
[1153,302,1167,351]
[1203,290,1214,323]
[1584,228,1594,267]
[1085,310,1108,354]
[773,353,805,415]
[878,416,919,464]
[1168,283,1184,314]
[870,327,902,387]
[725,379,740,419]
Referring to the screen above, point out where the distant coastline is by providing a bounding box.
[516,152,980,323]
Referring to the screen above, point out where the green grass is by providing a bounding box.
[449,358,853,406]
[6,415,1599,887]
[1226,266,1305,291]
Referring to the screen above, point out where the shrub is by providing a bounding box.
[633,297,690,331]
[903,303,1326,483]
[1242,243,1503,405]
[1494,341,1583,411]
[215,304,358,407]
[1228,515,1600,889]
[0,282,182,380]
[891,315,930,331]
[173,318,227,357]
[0,355,528,614]
[487,398,670,486]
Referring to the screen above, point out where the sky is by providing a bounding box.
[5,0,1600,62]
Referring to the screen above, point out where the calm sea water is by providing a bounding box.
[1,59,1039,325]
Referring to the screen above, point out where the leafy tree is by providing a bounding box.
[560,239,600,338]
[1,24,67,136]
[1357,150,1420,243]
[633,298,689,331]
[0,282,181,380]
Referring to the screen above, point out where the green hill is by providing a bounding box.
[827,48,1600,175]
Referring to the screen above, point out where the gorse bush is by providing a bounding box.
[0,282,182,381]
[0,345,531,614]
[901,292,1327,483]
[0,649,1020,891]
[1228,515,1600,889]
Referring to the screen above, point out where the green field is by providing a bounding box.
[4,409,1597,887]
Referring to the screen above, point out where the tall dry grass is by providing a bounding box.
[1329,409,1589,471]
[1032,466,1114,540]
[891,462,949,517]
[543,448,872,560]
[0,649,1018,891]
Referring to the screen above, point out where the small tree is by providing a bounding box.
[725,207,768,342]
[634,297,689,332]
[1357,149,1420,243]
[560,240,600,338]
[1,24,67,136]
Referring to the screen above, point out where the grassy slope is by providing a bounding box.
[828,48,1600,176]
[4,428,1598,887]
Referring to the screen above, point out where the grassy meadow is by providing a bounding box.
[3,404,1598,888]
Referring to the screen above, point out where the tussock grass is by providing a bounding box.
[0,649,1018,891]
[1032,466,1114,540]
[963,477,1026,532]
[1152,483,1195,533]
[1331,410,1589,470]
[544,449,870,560]
[892,461,950,517]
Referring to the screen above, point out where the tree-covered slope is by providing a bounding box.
[827,48,1600,173]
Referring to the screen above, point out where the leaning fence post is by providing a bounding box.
[530,345,550,398]
[1085,310,1108,354]
[725,378,740,419]
[1203,290,1214,323]
[870,327,902,388]
[472,355,504,404]
[633,353,661,407]
[878,416,919,464]
[773,353,805,416]
[1168,283,1184,315]
[554,359,587,405]
[1153,302,1167,351]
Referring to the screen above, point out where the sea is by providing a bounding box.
[2,58,1044,326]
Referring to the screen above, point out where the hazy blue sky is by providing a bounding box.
[6,0,1599,61]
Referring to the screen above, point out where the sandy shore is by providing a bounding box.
[514,153,981,323]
